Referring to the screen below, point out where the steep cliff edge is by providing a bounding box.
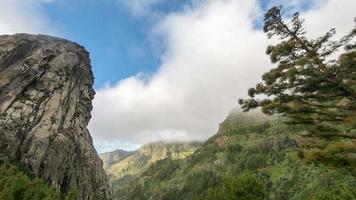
[0,34,112,199]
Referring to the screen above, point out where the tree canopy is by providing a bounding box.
[239,6,356,164]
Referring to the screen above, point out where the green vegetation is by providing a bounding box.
[239,6,356,165]
[114,112,356,199]
[64,186,78,200]
[196,172,265,200]
[102,142,200,193]
[0,154,61,200]
[0,154,89,200]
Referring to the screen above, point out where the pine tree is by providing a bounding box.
[239,6,355,164]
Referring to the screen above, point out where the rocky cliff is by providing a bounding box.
[0,34,112,199]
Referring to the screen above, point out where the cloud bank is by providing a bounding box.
[0,0,53,35]
[89,0,356,145]
[90,0,269,144]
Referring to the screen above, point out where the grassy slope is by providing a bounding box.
[104,142,201,193]
[115,112,356,200]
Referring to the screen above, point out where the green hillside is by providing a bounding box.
[114,111,356,200]
[100,149,135,171]
[101,142,201,193]
[0,154,61,200]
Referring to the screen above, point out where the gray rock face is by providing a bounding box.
[0,34,112,200]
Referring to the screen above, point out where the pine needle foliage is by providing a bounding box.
[239,6,356,164]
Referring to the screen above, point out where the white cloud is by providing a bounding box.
[115,0,164,17]
[90,0,269,144]
[265,0,355,39]
[89,0,356,146]
[0,0,54,35]
[302,0,355,39]
[95,139,142,154]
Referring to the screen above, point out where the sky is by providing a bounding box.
[0,0,355,153]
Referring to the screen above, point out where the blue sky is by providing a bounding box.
[1,0,355,153]
[44,0,159,89]
[42,0,193,89]
[40,0,317,90]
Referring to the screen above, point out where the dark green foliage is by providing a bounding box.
[150,159,180,180]
[226,142,243,161]
[0,154,89,200]
[0,155,61,200]
[64,186,78,200]
[197,172,265,200]
[181,170,221,197]
[217,110,272,136]
[114,113,356,200]
[270,153,356,200]
[240,153,267,170]
[239,6,356,165]
[91,193,100,200]
[115,158,183,200]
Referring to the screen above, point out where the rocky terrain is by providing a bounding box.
[0,34,112,199]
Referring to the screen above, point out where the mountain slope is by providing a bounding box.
[0,34,111,200]
[101,142,200,193]
[115,111,356,200]
[100,149,134,171]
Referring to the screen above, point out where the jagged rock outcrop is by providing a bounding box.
[0,34,112,199]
